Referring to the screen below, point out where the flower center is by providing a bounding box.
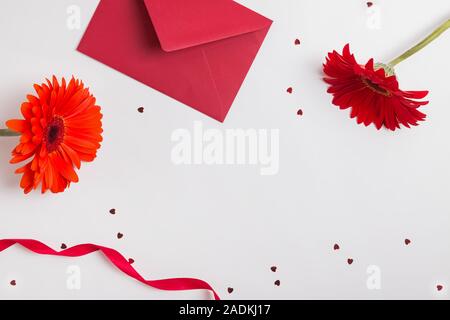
[362,78,392,97]
[45,117,65,152]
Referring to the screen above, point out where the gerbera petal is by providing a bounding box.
[402,90,429,99]
[65,135,100,150]
[6,119,29,133]
[61,88,91,117]
[20,103,33,119]
[19,165,34,192]
[389,98,410,127]
[52,75,60,91]
[355,91,375,125]
[64,140,98,155]
[78,152,97,162]
[60,143,81,169]
[65,128,103,143]
[365,58,375,71]
[10,152,34,164]
[371,95,384,129]
[49,153,79,183]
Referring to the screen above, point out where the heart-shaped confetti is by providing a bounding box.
[270,266,277,272]
[367,2,373,7]
[109,208,116,215]
[117,232,123,239]
[286,87,293,94]
[227,287,234,294]
[128,258,135,264]
[297,109,303,116]
[333,243,340,250]
[437,285,443,291]
[274,280,281,286]
[10,280,16,286]
[404,239,411,245]
[294,39,301,45]
[347,258,354,265]
[137,107,145,113]
[61,243,67,249]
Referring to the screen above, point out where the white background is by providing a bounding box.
[0,0,449,299]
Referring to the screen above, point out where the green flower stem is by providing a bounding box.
[389,19,450,67]
[0,129,20,137]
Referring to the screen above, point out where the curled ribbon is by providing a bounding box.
[0,239,219,300]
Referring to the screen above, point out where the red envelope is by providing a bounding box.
[78,0,272,122]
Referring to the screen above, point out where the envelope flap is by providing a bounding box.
[143,0,272,52]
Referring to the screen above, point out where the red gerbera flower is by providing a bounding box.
[323,44,428,131]
[5,76,103,194]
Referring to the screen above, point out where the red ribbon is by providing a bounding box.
[0,239,219,300]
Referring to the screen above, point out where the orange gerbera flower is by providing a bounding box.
[5,76,103,194]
